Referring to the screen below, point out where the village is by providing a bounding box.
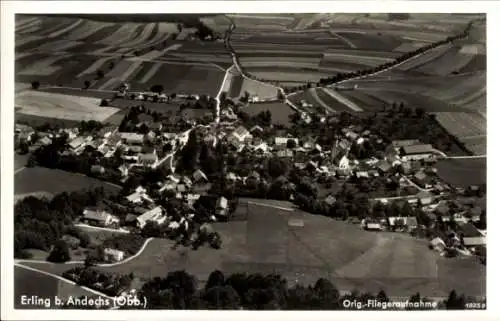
[14,86,487,267]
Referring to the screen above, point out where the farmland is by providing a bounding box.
[15,90,120,122]
[15,166,120,197]
[244,101,296,126]
[20,202,486,298]
[436,158,487,187]
[14,265,102,309]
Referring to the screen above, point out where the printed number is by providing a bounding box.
[465,302,486,309]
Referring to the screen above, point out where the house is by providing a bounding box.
[377,160,392,174]
[38,136,52,147]
[104,248,125,262]
[356,171,370,179]
[275,137,298,148]
[62,235,81,250]
[68,136,88,151]
[136,206,164,229]
[414,171,432,189]
[338,155,350,169]
[120,132,145,145]
[118,164,129,177]
[192,169,208,183]
[324,195,336,206]
[98,126,117,138]
[138,152,158,168]
[215,196,229,218]
[226,172,238,181]
[182,176,193,187]
[430,237,446,252]
[91,165,106,174]
[401,162,412,174]
[459,223,486,247]
[126,186,151,204]
[249,125,264,135]
[277,149,294,158]
[227,126,252,148]
[365,222,383,231]
[82,209,119,227]
[400,144,435,161]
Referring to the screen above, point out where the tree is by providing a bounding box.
[445,290,465,309]
[96,69,104,79]
[205,270,225,291]
[31,80,40,90]
[286,139,297,149]
[203,285,240,309]
[100,99,109,107]
[83,80,91,89]
[150,84,164,94]
[47,239,71,263]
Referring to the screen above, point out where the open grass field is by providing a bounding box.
[244,101,297,127]
[15,113,81,129]
[434,112,486,155]
[15,166,120,196]
[19,202,486,297]
[436,158,486,187]
[14,265,101,309]
[333,32,403,51]
[233,78,280,100]
[15,90,120,122]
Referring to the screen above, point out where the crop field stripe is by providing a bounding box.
[140,44,183,60]
[139,62,162,83]
[47,18,84,39]
[111,24,145,47]
[398,44,452,71]
[68,20,108,41]
[82,23,121,44]
[15,35,44,48]
[98,24,140,47]
[322,88,363,112]
[16,17,39,29]
[99,77,121,91]
[17,54,71,76]
[16,18,42,34]
[36,40,81,52]
[35,19,74,38]
[309,88,336,114]
[121,23,155,48]
[119,61,143,82]
[77,57,113,78]
[18,23,43,35]
[329,31,357,48]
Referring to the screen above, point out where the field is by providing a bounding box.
[14,265,101,309]
[436,158,487,187]
[15,90,120,122]
[244,101,297,126]
[15,166,120,197]
[20,202,486,297]
[434,112,486,155]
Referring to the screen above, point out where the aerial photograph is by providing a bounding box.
[12,13,486,310]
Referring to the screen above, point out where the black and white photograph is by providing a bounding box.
[1,1,496,319]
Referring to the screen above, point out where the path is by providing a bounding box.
[15,167,26,175]
[329,30,357,48]
[446,154,486,160]
[73,223,130,234]
[309,88,336,114]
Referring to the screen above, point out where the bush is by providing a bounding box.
[100,99,109,107]
[31,80,40,90]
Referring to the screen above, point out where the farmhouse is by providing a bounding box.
[82,209,119,227]
[103,248,125,262]
[215,196,229,218]
[275,137,298,148]
[68,136,89,151]
[430,237,446,252]
[120,132,145,145]
[227,126,252,148]
[192,169,208,183]
[136,206,164,229]
[138,152,159,168]
[400,144,435,161]
[459,223,486,247]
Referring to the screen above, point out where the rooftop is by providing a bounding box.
[401,144,434,155]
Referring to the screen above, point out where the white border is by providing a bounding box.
[1,1,499,320]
